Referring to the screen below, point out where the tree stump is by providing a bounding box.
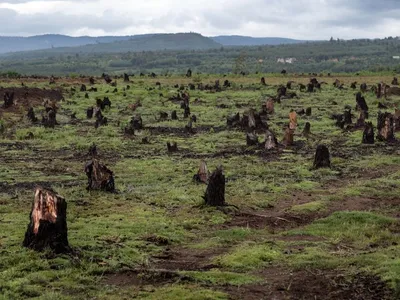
[171,110,178,120]
[185,120,195,134]
[183,106,191,118]
[302,122,311,136]
[306,107,312,116]
[27,107,38,122]
[362,122,374,144]
[124,73,130,82]
[246,132,259,146]
[394,109,400,131]
[23,187,70,253]
[87,107,94,119]
[265,130,277,150]
[94,110,107,128]
[265,98,274,115]
[356,92,369,118]
[203,167,225,206]
[3,92,14,108]
[344,109,352,125]
[84,159,115,192]
[261,77,266,86]
[360,83,367,93]
[313,145,331,169]
[377,112,395,141]
[80,84,87,92]
[186,69,192,78]
[307,83,314,93]
[283,127,294,146]
[289,111,297,130]
[193,160,209,183]
[167,142,178,152]
[42,109,57,128]
[356,111,366,128]
[392,77,398,86]
[89,77,95,85]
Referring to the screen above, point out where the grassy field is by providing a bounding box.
[0,73,399,299]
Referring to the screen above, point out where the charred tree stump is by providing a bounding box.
[27,107,38,122]
[84,159,115,192]
[203,167,225,206]
[360,83,367,93]
[265,130,277,150]
[356,111,366,128]
[307,83,314,93]
[261,77,266,86]
[183,106,191,118]
[94,110,108,128]
[193,160,209,184]
[306,107,312,116]
[186,69,192,78]
[185,120,195,134]
[42,109,57,128]
[362,122,374,144]
[392,77,398,86]
[167,142,178,152]
[89,77,95,85]
[246,132,259,146]
[302,122,311,136]
[313,145,331,169]
[124,73,130,82]
[88,143,98,157]
[3,92,14,108]
[80,84,87,92]
[171,110,178,120]
[87,107,94,119]
[356,92,369,118]
[23,187,70,253]
[344,109,352,125]
[132,115,143,130]
[377,112,395,141]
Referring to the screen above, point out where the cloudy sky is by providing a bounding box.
[0,0,399,39]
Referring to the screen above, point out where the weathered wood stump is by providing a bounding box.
[246,132,259,146]
[362,122,374,144]
[356,92,369,118]
[377,112,395,141]
[265,130,277,150]
[167,142,178,152]
[261,77,266,86]
[313,145,331,169]
[302,122,311,136]
[283,127,294,146]
[27,107,38,122]
[289,111,297,130]
[42,109,57,128]
[23,187,70,253]
[185,120,195,134]
[193,160,209,184]
[264,98,274,115]
[203,167,225,206]
[3,92,14,108]
[84,159,115,192]
[87,107,94,119]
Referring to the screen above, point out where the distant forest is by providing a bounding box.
[1,35,400,76]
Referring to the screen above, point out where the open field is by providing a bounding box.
[0,73,400,299]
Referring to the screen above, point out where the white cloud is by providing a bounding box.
[0,0,398,39]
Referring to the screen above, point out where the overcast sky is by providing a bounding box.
[0,0,399,39]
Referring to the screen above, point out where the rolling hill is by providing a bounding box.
[211,35,306,46]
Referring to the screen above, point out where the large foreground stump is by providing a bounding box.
[377,112,395,141]
[203,167,225,206]
[23,187,70,253]
[313,145,331,169]
[84,159,115,192]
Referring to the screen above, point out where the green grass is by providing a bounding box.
[0,74,399,299]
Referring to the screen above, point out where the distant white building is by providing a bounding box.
[277,58,297,64]
[393,56,400,59]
